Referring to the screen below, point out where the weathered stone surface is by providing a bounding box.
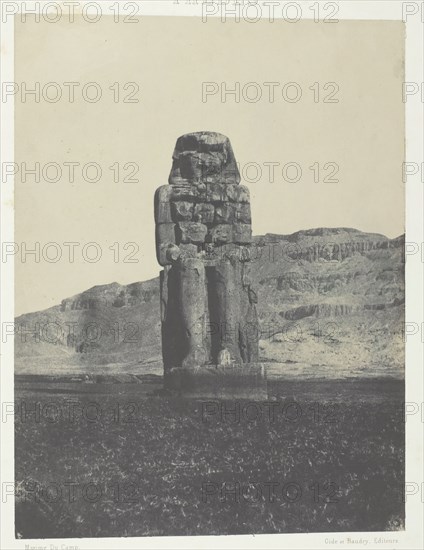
[179,243,198,259]
[172,201,194,222]
[155,223,176,266]
[165,244,181,263]
[155,131,263,397]
[234,203,251,224]
[240,300,259,363]
[227,184,250,203]
[206,182,226,202]
[211,257,244,364]
[233,224,252,244]
[178,257,208,368]
[207,182,250,203]
[193,203,215,224]
[177,221,208,244]
[215,203,235,224]
[169,131,240,185]
[211,243,251,262]
[154,185,173,224]
[209,224,233,244]
[171,182,207,201]
[213,203,250,225]
[160,266,185,370]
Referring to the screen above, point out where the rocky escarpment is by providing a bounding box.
[254,229,403,263]
[281,304,357,320]
[280,298,405,321]
[60,281,159,311]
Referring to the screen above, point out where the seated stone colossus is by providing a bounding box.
[154,131,264,397]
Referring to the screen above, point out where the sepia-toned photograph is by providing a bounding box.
[1,2,423,549]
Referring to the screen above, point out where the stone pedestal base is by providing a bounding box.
[164,364,267,400]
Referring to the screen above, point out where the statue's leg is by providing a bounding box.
[161,266,186,371]
[178,257,208,368]
[213,256,244,365]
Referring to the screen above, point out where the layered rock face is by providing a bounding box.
[155,132,259,375]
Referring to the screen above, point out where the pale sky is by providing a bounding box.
[15,17,405,315]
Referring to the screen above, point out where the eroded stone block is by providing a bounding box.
[177,222,208,244]
[214,202,250,224]
[172,201,194,221]
[215,203,235,224]
[171,182,207,201]
[207,183,250,203]
[194,203,215,224]
[233,223,252,244]
[206,182,226,202]
[226,184,250,203]
[179,243,198,259]
[209,224,233,244]
[234,203,251,224]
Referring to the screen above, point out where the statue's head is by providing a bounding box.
[169,131,240,185]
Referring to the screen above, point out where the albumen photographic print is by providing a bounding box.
[1,2,423,549]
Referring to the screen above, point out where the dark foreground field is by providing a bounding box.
[15,376,405,538]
